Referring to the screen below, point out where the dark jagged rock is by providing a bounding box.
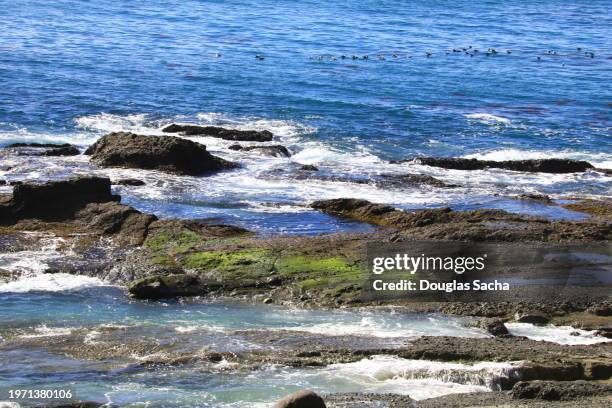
[378,173,456,188]
[0,177,157,245]
[5,142,80,156]
[128,274,220,299]
[85,132,238,176]
[403,157,594,173]
[228,144,291,157]
[0,177,119,222]
[114,178,146,186]
[272,390,326,408]
[299,164,319,171]
[511,380,612,401]
[515,312,550,324]
[310,198,611,242]
[162,124,273,142]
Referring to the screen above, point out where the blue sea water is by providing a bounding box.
[1,0,611,233]
[0,3,611,406]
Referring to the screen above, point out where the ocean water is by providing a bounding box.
[1,2,611,406]
[1,0,611,234]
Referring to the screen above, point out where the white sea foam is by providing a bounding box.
[74,113,164,136]
[278,315,488,339]
[20,324,74,338]
[506,323,611,345]
[0,273,107,293]
[465,113,511,125]
[282,356,522,400]
[0,128,94,147]
[0,234,66,277]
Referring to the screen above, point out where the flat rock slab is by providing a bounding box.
[162,124,273,142]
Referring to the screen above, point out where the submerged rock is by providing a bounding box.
[5,142,80,156]
[404,157,594,173]
[162,124,273,142]
[378,173,456,188]
[85,132,238,176]
[299,164,319,171]
[228,144,291,157]
[272,390,326,408]
[518,193,553,203]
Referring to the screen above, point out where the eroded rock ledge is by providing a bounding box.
[311,198,611,242]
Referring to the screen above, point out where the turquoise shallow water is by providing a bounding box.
[0,288,496,406]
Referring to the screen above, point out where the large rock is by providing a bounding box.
[0,177,157,245]
[272,390,326,408]
[5,142,80,156]
[1,177,119,222]
[405,157,594,173]
[228,144,291,157]
[85,132,238,176]
[162,124,273,142]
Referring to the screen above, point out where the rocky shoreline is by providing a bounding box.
[1,130,611,407]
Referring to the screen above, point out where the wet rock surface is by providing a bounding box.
[511,380,612,401]
[228,143,291,157]
[4,142,80,156]
[85,132,238,175]
[311,198,611,242]
[403,157,594,173]
[162,123,274,142]
[0,177,119,223]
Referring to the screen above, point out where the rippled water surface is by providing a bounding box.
[1,0,611,233]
